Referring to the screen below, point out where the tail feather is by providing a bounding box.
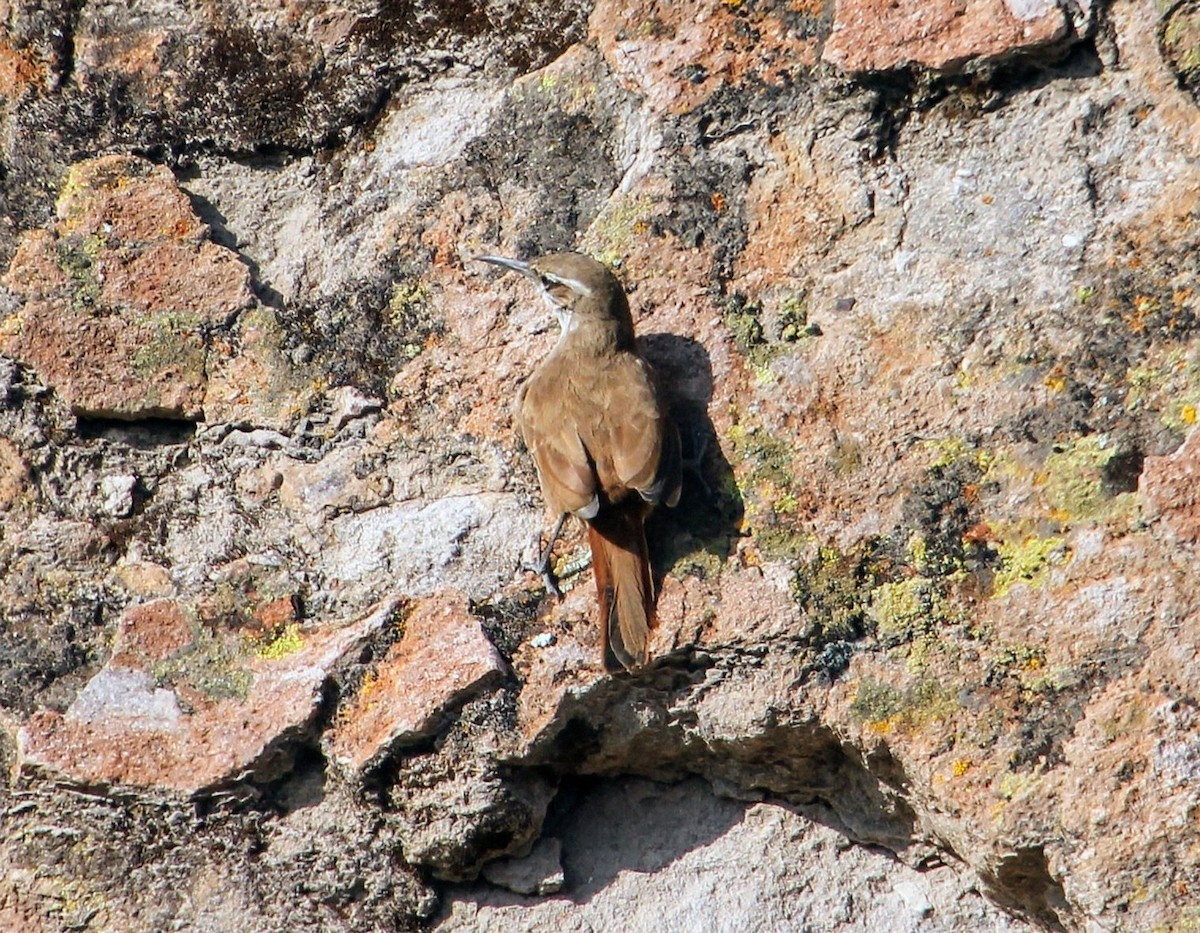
[587,500,654,672]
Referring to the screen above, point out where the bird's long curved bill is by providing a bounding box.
[472,255,535,278]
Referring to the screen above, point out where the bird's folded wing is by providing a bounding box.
[607,357,666,495]
[523,420,598,518]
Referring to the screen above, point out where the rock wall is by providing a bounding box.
[1,1,1199,930]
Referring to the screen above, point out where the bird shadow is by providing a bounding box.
[637,332,744,583]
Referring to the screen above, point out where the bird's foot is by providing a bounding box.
[524,513,568,599]
[523,552,564,599]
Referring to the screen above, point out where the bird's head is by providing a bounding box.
[473,251,633,345]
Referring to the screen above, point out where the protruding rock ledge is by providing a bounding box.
[822,0,1069,73]
[328,591,508,775]
[17,597,402,794]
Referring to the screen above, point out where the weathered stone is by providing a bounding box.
[388,722,557,882]
[590,0,820,116]
[0,155,252,420]
[112,559,176,599]
[3,0,1200,929]
[0,436,29,510]
[0,877,48,933]
[328,591,507,773]
[822,0,1068,73]
[323,493,539,601]
[1141,429,1200,544]
[277,445,392,518]
[17,597,401,793]
[438,779,1023,931]
[479,837,564,896]
[203,304,315,430]
[108,598,195,669]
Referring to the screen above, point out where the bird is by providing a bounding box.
[473,251,681,672]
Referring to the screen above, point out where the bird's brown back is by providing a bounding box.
[518,343,669,516]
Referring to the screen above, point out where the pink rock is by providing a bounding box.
[1141,430,1200,545]
[0,155,252,420]
[328,591,508,773]
[109,598,195,669]
[17,597,401,793]
[822,0,1068,73]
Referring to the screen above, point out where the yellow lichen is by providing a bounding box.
[868,576,939,642]
[1043,436,1112,515]
[921,437,994,473]
[992,535,1069,597]
[255,623,304,661]
[387,281,431,329]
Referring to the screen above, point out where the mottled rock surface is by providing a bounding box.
[823,0,1070,73]
[18,596,400,792]
[1,0,1199,931]
[328,592,507,773]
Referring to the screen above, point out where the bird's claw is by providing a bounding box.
[523,556,564,599]
[524,512,568,599]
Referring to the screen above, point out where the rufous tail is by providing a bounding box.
[587,499,655,672]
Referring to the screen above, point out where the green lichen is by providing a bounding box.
[726,421,796,491]
[580,196,654,268]
[388,280,431,329]
[1164,393,1200,433]
[56,234,106,311]
[723,293,767,354]
[669,544,726,582]
[851,675,957,732]
[131,311,207,379]
[1125,347,1200,432]
[1041,431,1123,520]
[997,770,1039,803]
[986,642,1069,694]
[906,533,930,571]
[385,278,444,361]
[921,437,994,473]
[850,677,903,723]
[152,619,253,702]
[726,418,808,559]
[778,293,814,342]
[791,542,887,645]
[868,576,945,644]
[1164,11,1200,80]
[722,290,820,381]
[903,632,959,676]
[992,535,1069,597]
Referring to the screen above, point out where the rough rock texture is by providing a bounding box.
[328,591,508,773]
[822,0,1071,73]
[2,0,1200,931]
[19,596,401,792]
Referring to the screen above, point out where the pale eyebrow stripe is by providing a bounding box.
[541,272,593,297]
